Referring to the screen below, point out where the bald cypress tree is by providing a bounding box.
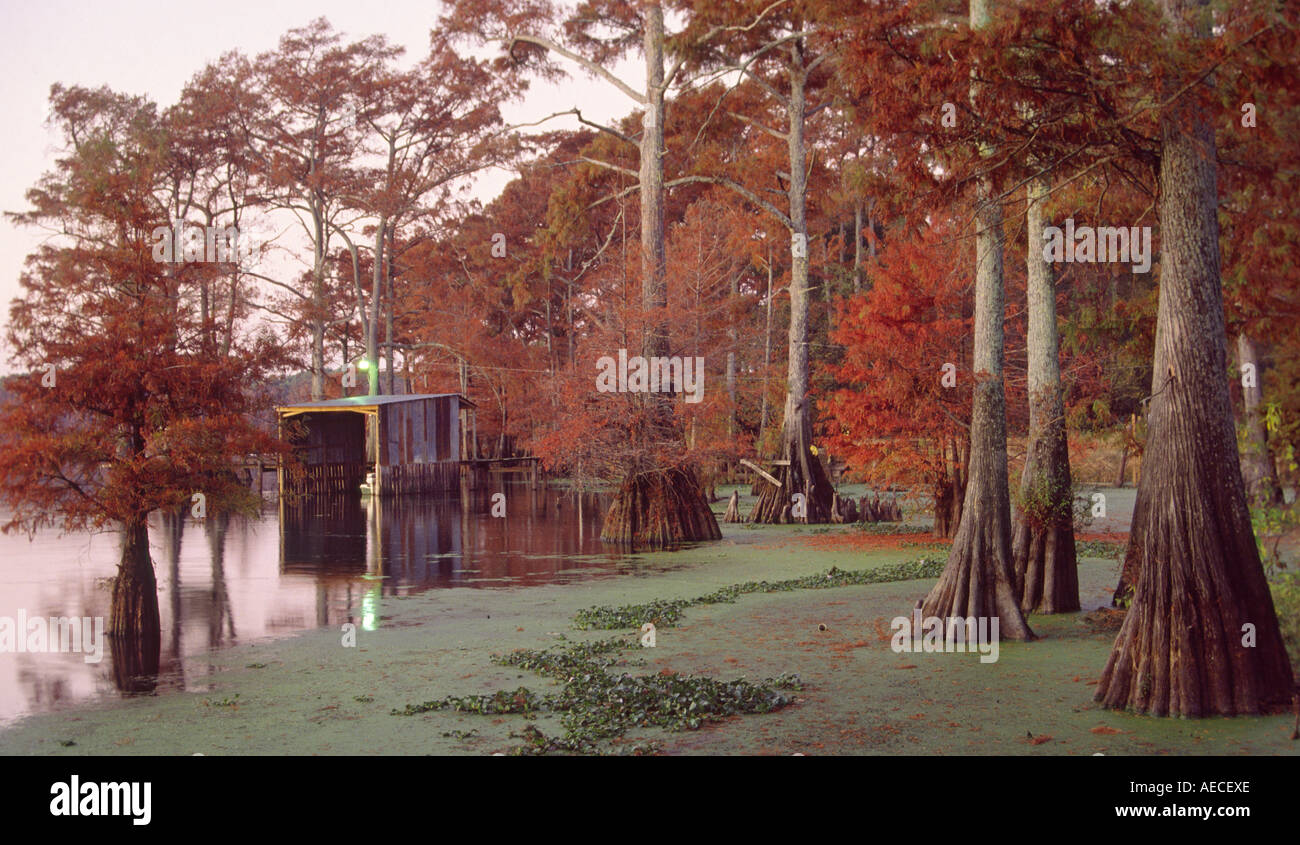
[920,0,1034,641]
[1095,0,1293,716]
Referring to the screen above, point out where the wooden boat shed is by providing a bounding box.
[276,394,476,497]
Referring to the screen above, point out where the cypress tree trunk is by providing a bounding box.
[385,226,397,395]
[728,274,738,437]
[1011,179,1079,613]
[1237,333,1282,506]
[109,517,161,692]
[751,41,834,524]
[110,517,161,638]
[921,175,1033,640]
[723,489,742,523]
[758,248,774,451]
[1096,0,1294,716]
[310,210,327,401]
[601,2,719,547]
[109,627,160,694]
[853,202,862,293]
[935,480,953,537]
[921,0,1033,641]
[934,438,967,538]
[639,3,669,407]
[367,217,385,396]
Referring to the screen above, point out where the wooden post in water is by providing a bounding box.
[276,418,284,502]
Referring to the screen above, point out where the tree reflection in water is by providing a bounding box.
[2,481,623,721]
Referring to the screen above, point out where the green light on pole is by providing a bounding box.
[357,358,371,371]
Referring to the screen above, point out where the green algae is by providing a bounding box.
[572,556,947,630]
[7,486,1295,757]
[1076,539,1125,559]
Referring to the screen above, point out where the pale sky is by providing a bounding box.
[0,0,644,373]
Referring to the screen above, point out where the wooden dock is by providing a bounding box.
[462,456,542,488]
[255,455,544,497]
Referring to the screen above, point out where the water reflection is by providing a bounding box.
[109,631,160,696]
[0,483,621,725]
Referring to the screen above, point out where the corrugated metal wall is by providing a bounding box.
[378,396,460,467]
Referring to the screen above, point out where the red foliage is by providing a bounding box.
[824,216,973,493]
[0,84,289,534]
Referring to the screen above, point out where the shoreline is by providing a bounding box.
[2,512,1295,755]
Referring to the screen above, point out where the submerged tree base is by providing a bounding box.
[109,520,161,640]
[749,442,834,525]
[107,520,162,693]
[1095,480,1295,717]
[1012,518,1079,614]
[1095,13,1295,716]
[600,466,721,548]
[922,489,1035,642]
[109,631,161,694]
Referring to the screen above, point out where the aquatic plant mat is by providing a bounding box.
[394,557,945,755]
[572,556,945,630]
[394,637,801,755]
[8,509,1293,756]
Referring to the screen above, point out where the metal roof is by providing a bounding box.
[276,393,475,414]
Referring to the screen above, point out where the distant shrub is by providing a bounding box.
[1270,573,1300,675]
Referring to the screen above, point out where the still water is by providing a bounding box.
[0,483,628,725]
